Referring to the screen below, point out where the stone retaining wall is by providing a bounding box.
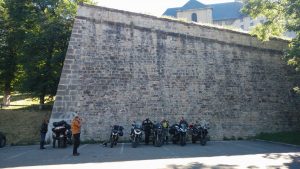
[50,4,300,141]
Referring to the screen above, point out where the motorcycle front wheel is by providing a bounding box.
[154,135,162,147]
[192,135,197,143]
[200,137,207,146]
[180,133,186,146]
[132,137,138,148]
[110,135,116,148]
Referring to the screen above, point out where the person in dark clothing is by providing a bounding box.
[40,118,49,149]
[179,117,188,126]
[142,118,153,145]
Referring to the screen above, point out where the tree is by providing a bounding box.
[0,0,94,106]
[242,0,300,93]
[19,0,94,105]
[0,0,27,106]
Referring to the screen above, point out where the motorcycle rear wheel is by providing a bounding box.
[0,133,6,148]
[132,141,137,148]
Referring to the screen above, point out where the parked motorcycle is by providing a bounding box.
[0,132,6,148]
[190,121,209,145]
[152,122,163,147]
[110,125,124,148]
[169,123,188,146]
[131,121,143,148]
[52,121,72,148]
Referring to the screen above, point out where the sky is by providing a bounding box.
[94,0,234,16]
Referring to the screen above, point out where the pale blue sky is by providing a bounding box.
[95,0,234,16]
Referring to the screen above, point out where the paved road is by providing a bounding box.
[0,140,299,169]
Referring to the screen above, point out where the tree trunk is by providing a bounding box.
[2,82,11,106]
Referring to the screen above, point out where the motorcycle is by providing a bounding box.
[65,124,72,145]
[169,123,188,146]
[52,121,72,148]
[131,122,143,148]
[110,125,124,148]
[190,121,209,145]
[0,132,6,148]
[152,122,163,147]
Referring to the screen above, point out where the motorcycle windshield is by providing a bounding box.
[180,124,187,129]
[154,123,162,129]
[180,124,188,132]
[134,122,142,129]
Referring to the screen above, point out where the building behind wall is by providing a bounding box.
[163,0,295,38]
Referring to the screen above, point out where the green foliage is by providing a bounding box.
[0,0,27,100]
[242,0,289,41]
[255,131,300,145]
[0,0,94,104]
[242,0,300,92]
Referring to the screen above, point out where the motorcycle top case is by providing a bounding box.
[112,125,124,136]
[53,120,66,127]
[53,120,71,129]
[52,126,66,134]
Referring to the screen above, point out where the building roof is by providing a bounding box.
[163,7,181,17]
[162,0,245,21]
[181,0,206,10]
[210,2,245,21]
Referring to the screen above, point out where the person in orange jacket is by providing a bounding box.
[71,115,82,156]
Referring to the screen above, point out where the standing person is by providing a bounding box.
[161,118,169,144]
[71,115,82,156]
[40,118,49,149]
[142,118,153,145]
[179,117,188,126]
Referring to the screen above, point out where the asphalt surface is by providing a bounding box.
[0,140,299,169]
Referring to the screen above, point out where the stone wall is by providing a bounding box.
[50,4,300,141]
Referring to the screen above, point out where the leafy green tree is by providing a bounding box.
[0,0,27,106]
[20,0,94,105]
[242,0,300,92]
[1,0,94,105]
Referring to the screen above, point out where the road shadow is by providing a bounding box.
[0,140,299,168]
[165,163,238,169]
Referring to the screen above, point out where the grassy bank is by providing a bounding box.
[0,109,51,145]
[255,131,300,146]
[0,93,53,145]
[0,92,53,110]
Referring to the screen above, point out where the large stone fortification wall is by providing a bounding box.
[50,4,300,141]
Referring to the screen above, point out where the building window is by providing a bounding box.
[260,20,264,24]
[240,25,244,29]
[240,18,243,22]
[191,13,197,22]
[250,22,254,26]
